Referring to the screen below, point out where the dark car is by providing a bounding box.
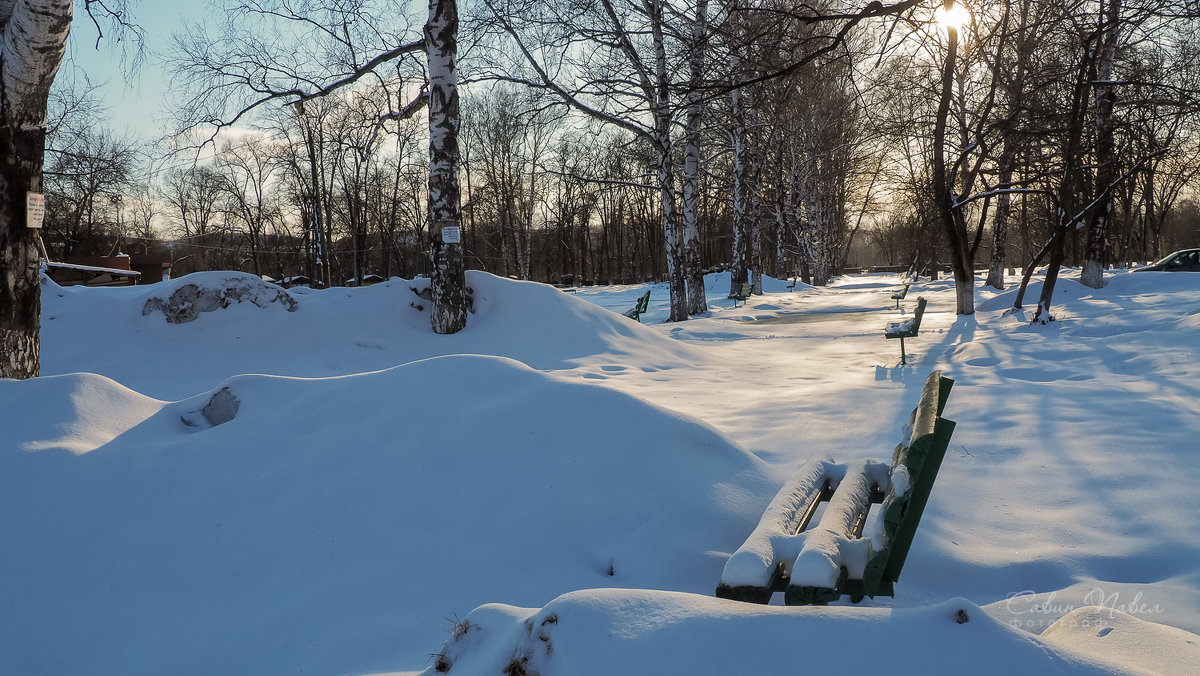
[1134,248,1200,272]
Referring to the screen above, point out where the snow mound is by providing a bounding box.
[141,271,297,323]
[0,355,774,676]
[976,278,1092,312]
[432,590,1136,675]
[1041,606,1200,676]
[42,271,702,399]
[0,372,164,455]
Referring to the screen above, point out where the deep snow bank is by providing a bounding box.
[429,588,1194,675]
[0,355,774,676]
[40,270,702,399]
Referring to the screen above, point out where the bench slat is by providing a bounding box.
[717,370,956,606]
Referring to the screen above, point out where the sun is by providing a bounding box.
[936,2,972,31]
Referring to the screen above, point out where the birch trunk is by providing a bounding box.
[1080,0,1122,289]
[728,53,749,297]
[650,0,687,322]
[426,0,467,333]
[748,152,763,295]
[984,162,1013,290]
[681,0,708,315]
[1,0,73,379]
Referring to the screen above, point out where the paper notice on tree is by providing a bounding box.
[26,192,45,229]
[442,226,460,244]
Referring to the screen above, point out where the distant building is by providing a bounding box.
[45,254,172,287]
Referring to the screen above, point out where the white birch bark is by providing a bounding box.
[1,0,73,379]
[728,50,749,297]
[650,0,687,322]
[681,0,708,316]
[1081,0,1122,289]
[426,0,467,333]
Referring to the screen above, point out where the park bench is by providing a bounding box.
[786,277,798,291]
[884,296,927,366]
[730,282,753,307]
[623,290,651,322]
[716,370,956,606]
[890,283,910,308]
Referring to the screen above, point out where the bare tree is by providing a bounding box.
[172,0,469,333]
[479,0,692,321]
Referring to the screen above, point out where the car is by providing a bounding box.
[1133,248,1200,272]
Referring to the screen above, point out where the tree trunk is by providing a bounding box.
[932,12,974,315]
[1080,0,1122,289]
[728,52,749,297]
[651,0,687,322]
[0,126,45,379]
[681,0,709,316]
[985,157,1014,289]
[426,0,467,334]
[1,0,73,379]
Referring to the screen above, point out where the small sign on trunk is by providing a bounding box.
[441,225,460,244]
[26,192,46,229]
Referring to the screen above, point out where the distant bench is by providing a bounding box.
[623,290,650,322]
[730,282,752,307]
[890,283,910,308]
[716,370,956,605]
[884,296,927,365]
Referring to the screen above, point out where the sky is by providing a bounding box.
[64,2,207,141]
[3,267,1200,674]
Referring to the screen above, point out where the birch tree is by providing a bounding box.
[172,0,466,333]
[426,0,468,333]
[1,0,73,379]
[681,0,710,314]
[1079,0,1125,289]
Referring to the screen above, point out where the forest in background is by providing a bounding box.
[38,0,1200,293]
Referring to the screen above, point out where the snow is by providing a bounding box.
[4,267,1200,675]
[789,459,889,587]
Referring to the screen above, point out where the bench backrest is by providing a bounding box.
[637,290,650,312]
[909,296,928,332]
[860,369,954,596]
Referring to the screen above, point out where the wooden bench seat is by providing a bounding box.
[716,370,956,605]
[884,296,927,365]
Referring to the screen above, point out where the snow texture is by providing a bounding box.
[790,459,891,587]
[140,271,297,323]
[4,268,1200,675]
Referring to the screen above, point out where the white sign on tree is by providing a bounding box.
[26,192,45,229]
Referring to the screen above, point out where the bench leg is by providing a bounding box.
[898,335,907,365]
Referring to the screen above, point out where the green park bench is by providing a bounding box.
[623,290,651,322]
[884,296,927,366]
[730,282,753,307]
[716,370,956,605]
[890,283,911,308]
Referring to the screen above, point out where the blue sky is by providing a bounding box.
[63,2,208,141]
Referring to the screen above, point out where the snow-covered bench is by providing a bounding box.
[884,296,927,366]
[623,290,650,322]
[716,370,956,605]
[730,282,752,307]
[890,283,911,308]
